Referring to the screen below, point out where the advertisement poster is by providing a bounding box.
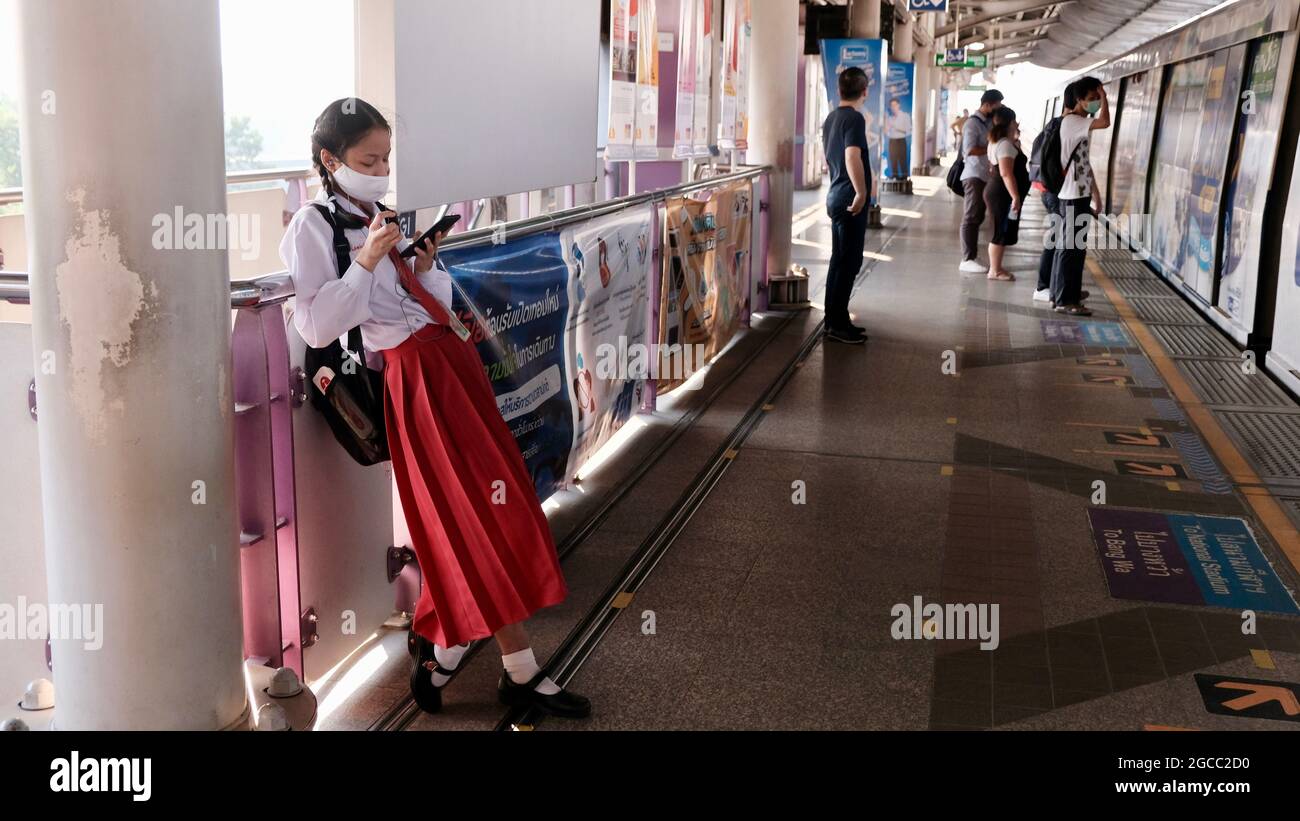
[1183,47,1246,303]
[635,0,660,159]
[1147,57,1203,281]
[442,234,575,502]
[820,39,887,184]
[1087,509,1300,615]
[1109,69,1162,226]
[673,0,697,159]
[733,0,751,151]
[608,0,639,160]
[718,0,740,148]
[1219,33,1288,333]
[560,206,654,470]
[882,61,915,179]
[938,87,950,155]
[693,0,714,157]
[659,181,752,392]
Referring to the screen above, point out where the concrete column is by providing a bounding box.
[851,0,882,39]
[16,0,244,729]
[895,16,915,62]
[355,0,399,198]
[748,0,800,279]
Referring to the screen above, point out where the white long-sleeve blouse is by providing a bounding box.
[280,192,455,352]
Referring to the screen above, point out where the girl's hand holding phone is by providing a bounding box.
[357,210,402,272]
[410,231,445,275]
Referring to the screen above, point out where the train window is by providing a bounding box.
[1110,69,1162,228]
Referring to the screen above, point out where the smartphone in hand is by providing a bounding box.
[400,214,462,259]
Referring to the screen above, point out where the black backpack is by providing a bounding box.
[303,202,390,466]
[1031,116,1082,196]
[946,146,965,195]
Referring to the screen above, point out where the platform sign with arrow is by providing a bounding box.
[1115,459,1187,478]
[1086,508,1300,614]
[1083,373,1136,387]
[1105,431,1171,448]
[1194,674,1300,723]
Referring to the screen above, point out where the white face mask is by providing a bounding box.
[329,161,390,203]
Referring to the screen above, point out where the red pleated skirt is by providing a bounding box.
[382,327,568,648]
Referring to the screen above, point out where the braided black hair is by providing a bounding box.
[310,98,391,226]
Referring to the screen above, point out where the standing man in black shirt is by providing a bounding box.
[822,66,874,345]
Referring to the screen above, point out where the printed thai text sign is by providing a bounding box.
[1087,508,1300,614]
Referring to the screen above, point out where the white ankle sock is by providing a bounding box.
[501,648,561,695]
[429,643,468,687]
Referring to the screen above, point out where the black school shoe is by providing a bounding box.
[498,671,592,719]
[410,635,455,714]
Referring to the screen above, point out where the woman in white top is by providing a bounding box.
[280,99,589,720]
[982,106,1023,282]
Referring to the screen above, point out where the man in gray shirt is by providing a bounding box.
[959,90,1004,273]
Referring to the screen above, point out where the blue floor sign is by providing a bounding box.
[1042,320,1133,346]
[1087,508,1300,615]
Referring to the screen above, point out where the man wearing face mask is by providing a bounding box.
[1050,77,1110,317]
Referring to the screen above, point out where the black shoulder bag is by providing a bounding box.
[303,203,390,466]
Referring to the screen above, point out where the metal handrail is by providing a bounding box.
[0,165,770,308]
[0,167,317,207]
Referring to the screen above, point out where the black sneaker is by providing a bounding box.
[825,326,867,345]
[498,671,592,719]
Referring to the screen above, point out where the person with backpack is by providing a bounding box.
[958,90,1004,274]
[1044,77,1109,315]
[982,107,1029,282]
[280,99,589,720]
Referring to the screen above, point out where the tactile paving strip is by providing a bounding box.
[1101,259,1157,279]
[1113,278,1180,298]
[1128,296,1205,325]
[1178,359,1296,408]
[1215,411,1300,481]
[1147,323,1241,359]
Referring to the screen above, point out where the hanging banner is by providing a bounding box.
[821,39,888,183]
[909,0,948,10]
[734,0,751,151]
[659,180,753,392]
[442,234,574,502]
[560,206,654,471]
[718,0,736,148]
[608,0,639,161]
[883,62,915,180]
[673,0,697,159]
[635,0,661,159]
[719,0,752,150]
[693,0,715,157]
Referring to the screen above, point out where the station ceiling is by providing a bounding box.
[814,0,1233,72]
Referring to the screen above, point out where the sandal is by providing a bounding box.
[1055,304,1093,317]
[987,271,1016,282]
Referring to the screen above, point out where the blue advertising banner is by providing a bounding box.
[883,62,915,180]
[909,0,948,11]
[441,234,575,501]
[820,38,888,185]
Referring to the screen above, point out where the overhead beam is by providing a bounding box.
[936,0,1074,38]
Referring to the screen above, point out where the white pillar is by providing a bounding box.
[748,0,800,279]
[851,0,882,39]
[17,0,244,730]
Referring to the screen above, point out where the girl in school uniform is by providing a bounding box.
[280,98,589,719]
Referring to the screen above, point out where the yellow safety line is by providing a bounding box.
[1087,257,1300,575]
